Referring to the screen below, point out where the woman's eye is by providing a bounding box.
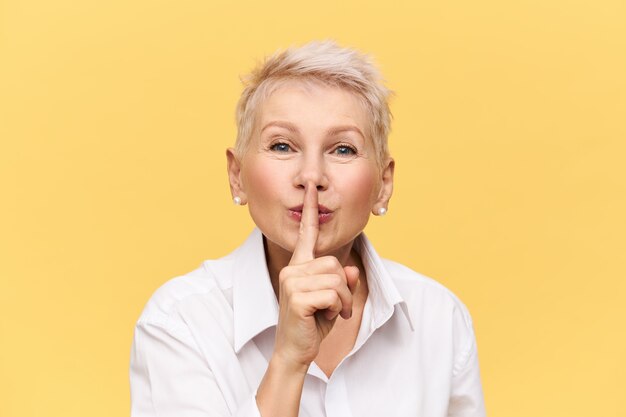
[270,142,291,152]
[334,145,357,156]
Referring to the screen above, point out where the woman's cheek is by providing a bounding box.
[340,166,379,205]
[245,159,284,200]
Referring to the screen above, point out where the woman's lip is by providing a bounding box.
[288,209,334,225]
[288,204,333,214]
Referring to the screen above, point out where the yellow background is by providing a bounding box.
[1,1,625,416]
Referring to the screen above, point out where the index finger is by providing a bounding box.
[289,182,319,265]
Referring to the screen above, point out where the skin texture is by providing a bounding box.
[226,81,394,416]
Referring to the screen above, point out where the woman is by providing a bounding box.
[130,41,486,417]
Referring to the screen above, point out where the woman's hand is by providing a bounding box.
[273,182,360,372]
[257,182,359,415]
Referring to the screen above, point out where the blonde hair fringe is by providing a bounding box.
[234,40,393,167]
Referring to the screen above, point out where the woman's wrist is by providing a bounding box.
[270,350,311,376]
[256,355,309,417]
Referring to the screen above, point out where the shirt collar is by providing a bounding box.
[232,228,279,353]
[354,234,414,332]
[232,228,413,353]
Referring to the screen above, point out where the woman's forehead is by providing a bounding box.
[255,79,371,134]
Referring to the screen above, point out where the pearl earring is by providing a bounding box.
[233,196,242,205]
[377,207,387,216]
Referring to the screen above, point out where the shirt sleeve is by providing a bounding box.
[130,318,262,417]
[447,304,487,417]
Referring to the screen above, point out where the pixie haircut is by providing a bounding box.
[234,40,393,167]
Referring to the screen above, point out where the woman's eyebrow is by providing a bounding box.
[261,121,299,134]
[260,121,365,140]
[326,125,365,140]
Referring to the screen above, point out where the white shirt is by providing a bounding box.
[130,229,486,417]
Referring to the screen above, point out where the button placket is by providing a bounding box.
[324,368,353,417]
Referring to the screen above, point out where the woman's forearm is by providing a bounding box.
[256,355,309,417]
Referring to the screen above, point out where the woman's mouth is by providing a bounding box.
[288,205,334,225]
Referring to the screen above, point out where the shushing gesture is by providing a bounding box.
[273,182,360,371]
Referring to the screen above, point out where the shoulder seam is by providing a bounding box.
[136,309,195,344]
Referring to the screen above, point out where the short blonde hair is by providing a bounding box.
[234,40,393,167]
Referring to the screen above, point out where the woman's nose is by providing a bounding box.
[293,154,329,191]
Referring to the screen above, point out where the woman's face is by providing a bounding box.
[228,81,393,259]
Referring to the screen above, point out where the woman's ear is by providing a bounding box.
[226,148,247,205]
[372,157,395,215]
